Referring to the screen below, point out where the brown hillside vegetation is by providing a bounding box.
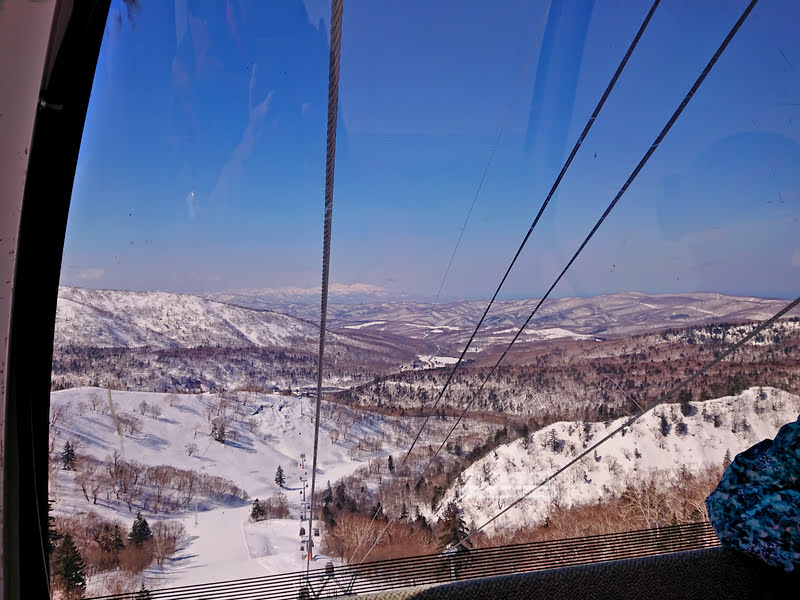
[334,319,800,423]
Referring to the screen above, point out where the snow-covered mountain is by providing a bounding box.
[56,287,319,349]
[50,384,800,595]
[219,290,792,354]
[58,287,791,355]
[53,286,796,396]
[210,283,406,307]
[53,287,428,390]
[435,387,800,533]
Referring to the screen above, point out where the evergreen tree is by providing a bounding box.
[438,501,471,552]
[321,503,336,528]
[679,388,693,416]
[322,481,333,505]
[111,525,125,552]
[660,414,671,437]
[399,502,408,520]
[61,441,76,471]
[97,524,113,552]
[387,455,395,474]
[53,533,86,599]
[48,499,61,556]
[275,465,285,487]
[250,499,264,522]
[98,523,125,554]
[128,511,153,546]
[414,511,431,533]
[723,448,732,468]
[211,420,226,443]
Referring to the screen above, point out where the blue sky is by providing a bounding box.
[61,0,800,302]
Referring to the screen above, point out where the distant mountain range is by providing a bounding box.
[52,287,795,394]
[58,287,791,354]
[210,290,791,355]
[209,283,405,308]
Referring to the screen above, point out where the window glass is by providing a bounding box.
[49,1,799,595]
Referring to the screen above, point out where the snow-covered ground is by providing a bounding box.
[342,321,387,330]
[403,355,460,370]
[49,388,402,594]
[434,387,800,532]
[50,384,800,595]
[56,287,318,349]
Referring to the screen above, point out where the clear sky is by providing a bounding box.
[61,0,800,302]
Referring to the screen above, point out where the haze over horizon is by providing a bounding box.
[59,281,797,307]
[61,0,800,302]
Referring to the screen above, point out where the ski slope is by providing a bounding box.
[49,388,397,594]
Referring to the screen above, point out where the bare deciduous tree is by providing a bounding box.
[152,521,186,566]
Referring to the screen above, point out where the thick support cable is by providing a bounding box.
[414,0,757,491]
[398,0,660,475]
[353,0,662,568]
[307,0,343,574]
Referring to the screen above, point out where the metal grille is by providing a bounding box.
[86,521,720,600]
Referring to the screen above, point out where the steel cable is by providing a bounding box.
[307,0,343,574]
[397,0,661,476]
[416,0,759,501]
[356,0,662,566]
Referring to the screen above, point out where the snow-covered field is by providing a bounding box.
[435,387,800,532]
[49,388,403,594]
[50,384,800,595]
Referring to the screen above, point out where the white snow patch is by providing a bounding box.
[342,321,386,330]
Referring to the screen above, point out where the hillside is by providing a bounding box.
[53,287,423,392]
[334,318,800,420]
[431,387,800,532]
[217,290,791,354]
[56,287,319,349]
[47,387,498,595]
[52,287,797,396]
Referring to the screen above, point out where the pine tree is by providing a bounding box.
[110,525,125,553]
[322,481,333,505]
[275,465,285,488]
[439,501,471,552]
[250,499,264,522]
[321,503,336,528]
[61,441,76,471]
[660,414,671,437]
[387,455,395,474]
[53,533,86,599]
[48,499,61,556]
[400,502,408,520]
[679,388,693,416]
[415,511,431,533]
[128,511,153,546]
[98,523,125,554]
[97,524,113,552]
[723,448,732,468]
[370,502,385,521]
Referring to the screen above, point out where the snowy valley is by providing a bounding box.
[47,287,800,596]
